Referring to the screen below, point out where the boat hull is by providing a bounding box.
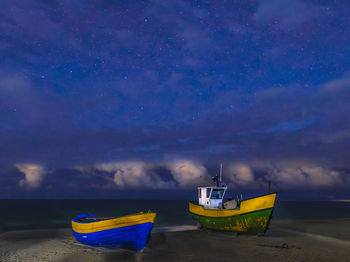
[190,208,273,233]
[72,212,156,251]
[189,192,277,233]
[72,222,153,250]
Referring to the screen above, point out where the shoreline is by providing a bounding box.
[0,219,349,261]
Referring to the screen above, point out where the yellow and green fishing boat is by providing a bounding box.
[189,165,277,234]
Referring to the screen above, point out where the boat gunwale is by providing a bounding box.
[189,192,277,218]
[72,212,156,224]
[237,191,277,202]
[72,212,156,233]
[72,222,154,237]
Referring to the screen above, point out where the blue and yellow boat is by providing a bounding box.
[72,211,156,251]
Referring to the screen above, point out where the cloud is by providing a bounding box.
[226,164,255,187]
[94,160,206,189]
[264,165,345,189]
[0,1,349,176]
[321,131,350,144]
[322,75,350,96]
[0,74,29,94]
[258,120,314,134]
[221,161,349,190]
[166,160,206,187]
[4,160,350,198]
[253,0,325,30]
[15,163,45,189]
[95,161,175,189]
[0,71,51,130]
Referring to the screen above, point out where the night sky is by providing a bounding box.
[0,0,349,198]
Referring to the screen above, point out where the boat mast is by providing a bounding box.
[219,163,223,186]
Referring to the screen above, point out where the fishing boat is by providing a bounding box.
[72,211,156,251]
[189,165,277,234]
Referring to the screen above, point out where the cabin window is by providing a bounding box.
[206,188,211,198]
[210,189,224,199]
[198,189,201,198]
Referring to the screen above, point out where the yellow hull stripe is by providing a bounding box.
[189,193,277,218]
[72,212,156,234]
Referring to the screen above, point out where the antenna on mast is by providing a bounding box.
[219,163,223,185]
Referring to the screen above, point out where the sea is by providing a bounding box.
[0,199,349,233]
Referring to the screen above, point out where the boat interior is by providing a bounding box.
[77,217,114,222]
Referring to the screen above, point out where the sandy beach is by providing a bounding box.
[0,220,349,262]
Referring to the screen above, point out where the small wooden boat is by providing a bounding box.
[72,211,156,250]
[189,165,277,234]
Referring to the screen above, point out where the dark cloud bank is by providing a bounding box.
[0,0,349,198]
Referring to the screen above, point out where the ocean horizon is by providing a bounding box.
[1,199,349,233]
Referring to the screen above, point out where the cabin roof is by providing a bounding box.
[197,186,227,189]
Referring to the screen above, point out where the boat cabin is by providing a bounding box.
[198,186,227,209]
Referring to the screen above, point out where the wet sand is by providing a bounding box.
[0,220,349,262]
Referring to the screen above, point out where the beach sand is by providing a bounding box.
[0,220,349,262]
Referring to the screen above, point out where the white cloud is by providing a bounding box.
[16,164,45,189]
[265,165,344,189]
[95,161,175,189]
[166,160,206,188]
[75,160,349,191]
[83,160,207,189]
[226,164,255,187]
[222,161,348,190]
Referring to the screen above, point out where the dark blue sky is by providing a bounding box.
[0,0,349,198]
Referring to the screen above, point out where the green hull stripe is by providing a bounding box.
[190,208,274,233]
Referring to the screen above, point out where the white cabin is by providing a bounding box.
[198,186,227,209]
